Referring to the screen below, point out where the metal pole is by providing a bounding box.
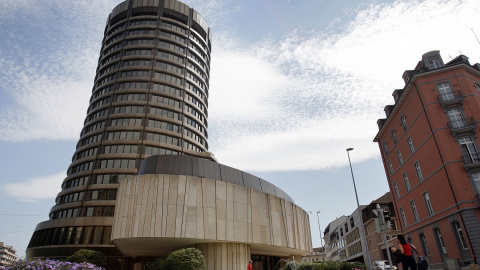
[307,211,313,263]
[346,148,372,270]
[316,211,323,248]
[377,204,393,268]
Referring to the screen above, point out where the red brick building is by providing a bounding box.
[374,51,480,269]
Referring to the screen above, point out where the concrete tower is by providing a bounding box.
[27,1,312,269]
[28,0,213,263]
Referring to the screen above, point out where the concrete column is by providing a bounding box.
[194,242,251,270]
[133,262,142,270]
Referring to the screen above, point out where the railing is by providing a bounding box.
[448,117,476,134]
[437,90,463,104]
[462,153,480,166]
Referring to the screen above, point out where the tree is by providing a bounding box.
[163,248,206,270]
[147,258,165,270]
[66,249,107,268]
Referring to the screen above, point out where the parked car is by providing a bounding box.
[373,260,398,270]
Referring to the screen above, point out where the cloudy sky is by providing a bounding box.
[1,0,480,259]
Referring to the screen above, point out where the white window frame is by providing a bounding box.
[453,221,468,250]
[435,228,447,254]
[423,192,434,216]
[407,136,415,154]
[459,136,480,164]
[400,207,407,228]
[420,233,430,256]
[393,182,400,199]
[391,129,397,144]
[471,172,480,194]
[475,82,480,93]
[403,172,411,191]
[437,82,454,101]
[446,108,465,129]
[415,161,424,182]
[388,160,394,175]
[397,149,403,165]
[410,200,419,222]
[401,115,408,131]
[428,58,442,69]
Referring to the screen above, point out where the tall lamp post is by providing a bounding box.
[346,148,372,270]
[316,211,323,248]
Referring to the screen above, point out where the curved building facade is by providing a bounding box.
[27,0,213,262]
[27,1,312,269]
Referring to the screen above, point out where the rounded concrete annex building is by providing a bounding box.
[26,1,312,269]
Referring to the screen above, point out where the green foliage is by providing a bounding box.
[147,257,165,270]
[66,249,107,268]
[283,261,298,270]
[279,261,367,270]
[162,248,206,270]
[350,261,367,270]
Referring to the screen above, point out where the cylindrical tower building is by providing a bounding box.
[27,1,313,269]
[27,0,213,264]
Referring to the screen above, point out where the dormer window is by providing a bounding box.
[422,51,444,70]
[403,75,410,84]
[428,58,442,69]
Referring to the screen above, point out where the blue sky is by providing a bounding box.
[1,0,480,259]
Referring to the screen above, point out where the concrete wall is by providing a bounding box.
[111,174,312,268]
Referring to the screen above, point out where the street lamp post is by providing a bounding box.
[307,211,313,263]
[346,148,372,270]
[316,211,323,248]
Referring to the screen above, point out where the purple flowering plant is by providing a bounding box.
[0,258,105,270]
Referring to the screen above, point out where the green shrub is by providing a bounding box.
[350,261,367,270]
[147,257,165,270]
[163,248,206,270]
[66,249,106,268]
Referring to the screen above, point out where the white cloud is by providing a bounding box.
[1,0,479,172]
[208,0,480,171]
[0,1,120,141]
[4,172,64,202]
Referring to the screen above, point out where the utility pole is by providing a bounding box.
[374,204,393,268]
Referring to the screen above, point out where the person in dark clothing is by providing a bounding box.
[396,234,417,270]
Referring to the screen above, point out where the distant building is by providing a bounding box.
[374,51,480,269]
[323,208,369,265]
[323,216,348,262]
[302,247,326,263]
[0,242,17,267]
[361,192,401,265]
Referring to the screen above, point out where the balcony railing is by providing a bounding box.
[462,153,480,168]
[438,90,463,106]
[448,117,476,135]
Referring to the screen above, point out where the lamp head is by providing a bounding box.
[317,211,321,214]
[346,148,354,151]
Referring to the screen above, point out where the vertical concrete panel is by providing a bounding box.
[161,175,169,237]
[154,175,163,237]
[138,177,148,237]
[149,176,157,237]
[186,176,197,206]
[216,181,227,240]
[194,177,204,239]
[176,175,187,237]
[185,206,197,238]
[166,204,177,237]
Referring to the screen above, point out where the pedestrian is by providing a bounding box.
[247,260,253,270]
[396,234,417,270]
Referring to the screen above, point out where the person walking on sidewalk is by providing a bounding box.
[397,234,417,270]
